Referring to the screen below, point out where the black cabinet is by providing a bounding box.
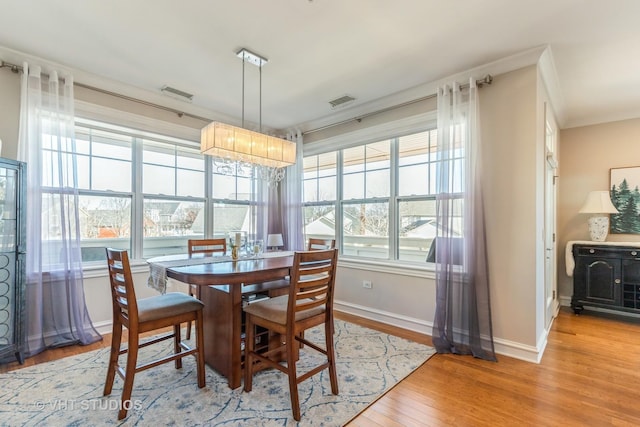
[572,244,640,315]
[0,158,26,364]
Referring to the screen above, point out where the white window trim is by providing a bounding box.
[304,110,436,156]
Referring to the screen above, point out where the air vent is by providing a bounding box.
[161,85,194,102]
[329,95,355,109]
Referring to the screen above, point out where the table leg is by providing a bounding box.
[201,284,244,389]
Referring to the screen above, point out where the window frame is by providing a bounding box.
[69,110,263,265]
[302,112,441,266]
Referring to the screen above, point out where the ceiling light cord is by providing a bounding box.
[241,54,245,128]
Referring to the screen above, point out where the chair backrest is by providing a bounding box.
[425,237,463,265]
[188,238,227,255]
[287,249,338,324]
[307,238,336,251]
[105,248,138,323]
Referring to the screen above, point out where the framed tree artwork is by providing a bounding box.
[610,166,640,234]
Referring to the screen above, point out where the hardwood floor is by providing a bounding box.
[344,308,640,427]
[3,308,640,426]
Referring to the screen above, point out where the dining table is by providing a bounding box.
[147,251,295,389]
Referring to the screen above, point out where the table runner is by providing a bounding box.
[147,251,294,293]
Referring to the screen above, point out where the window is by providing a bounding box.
[142,139,205,257]
[54,119,262,262]
[303,152,337,246]
[302,127,453,263]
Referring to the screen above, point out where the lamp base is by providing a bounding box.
[588,216,610,242]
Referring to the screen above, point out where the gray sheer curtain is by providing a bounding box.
[267,133,304,250]
[17,63,101,357]
[432,79,496,361]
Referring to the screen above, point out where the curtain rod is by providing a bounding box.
[2,60,492,136]
[302,74,493,136]
[0,60,213,123]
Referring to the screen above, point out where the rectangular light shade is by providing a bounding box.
[201,122,296,168]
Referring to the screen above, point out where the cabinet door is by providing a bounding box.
[575,256,620,306]
[0,164,20,360]
[622,259,640,309]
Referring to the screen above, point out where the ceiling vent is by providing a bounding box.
[161,85,194,102]
[329,95,355,109]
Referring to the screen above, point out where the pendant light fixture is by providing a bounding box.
[200,48,296,186]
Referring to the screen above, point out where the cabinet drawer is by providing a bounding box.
[575,247,619,257]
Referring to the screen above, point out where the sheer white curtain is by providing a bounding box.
[431,79,496,361]
[266,132,304,250]
[17,63,101,356]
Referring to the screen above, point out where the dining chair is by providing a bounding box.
[307,238,336,250]
[104,248,206,420]
[185,238,226,338]
[243,248,339,421]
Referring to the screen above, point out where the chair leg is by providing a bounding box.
[118,331,139,420]
[173,324,182,369]
[286,330,301,421]
[195,309,206,388]
[103,321,123,396]
[325,319,339,395]
[243,315,255,392]
[186,285,195,339]
[186,284,201,340]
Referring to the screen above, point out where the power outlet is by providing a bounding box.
[362,280,372,289]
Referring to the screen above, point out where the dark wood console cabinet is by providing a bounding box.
[571,243,640,314]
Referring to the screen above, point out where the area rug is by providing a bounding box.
[0,320,435,426]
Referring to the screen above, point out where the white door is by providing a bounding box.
[544,104,559,327]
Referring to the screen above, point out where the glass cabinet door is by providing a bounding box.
[0,166,18,348]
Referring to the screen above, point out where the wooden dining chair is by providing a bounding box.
[104,248,206,420]
[307,238,336,251]
[185,238,226,338]
[243,249,339,421]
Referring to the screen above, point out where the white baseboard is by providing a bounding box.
[93,320,113,336]
[92,300,545,364]
[334,299,543,364]
[334,300,433,336]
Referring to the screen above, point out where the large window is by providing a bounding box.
[303,127,456,263]
[60,119,261,262]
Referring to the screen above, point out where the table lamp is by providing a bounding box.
[579,191,619,241]
[266,233,284,251]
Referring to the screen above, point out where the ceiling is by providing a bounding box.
[1,0,640,132]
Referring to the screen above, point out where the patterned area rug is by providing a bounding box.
[0,320,435,426]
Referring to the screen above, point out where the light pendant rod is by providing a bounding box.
[242,53,245,127]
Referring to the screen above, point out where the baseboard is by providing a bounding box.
[93,300,544,363]
[334,300,433,336]
[93,320,113,336]
[334,299,543,363]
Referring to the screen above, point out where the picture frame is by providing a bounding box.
[610,166,640,234]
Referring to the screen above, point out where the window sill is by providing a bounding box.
[84,256,436,281]
[82,259,150,279]
[337,256,436,280]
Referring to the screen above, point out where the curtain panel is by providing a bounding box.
[267,133,304,251]
[17,63,101,357]
[431,79,496,361]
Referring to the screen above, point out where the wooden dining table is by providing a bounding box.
[148,252,294,389]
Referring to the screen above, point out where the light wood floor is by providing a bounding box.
[3,308,640,426]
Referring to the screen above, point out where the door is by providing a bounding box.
[544,105,559,328]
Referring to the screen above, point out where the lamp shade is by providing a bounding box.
[200,122,296,169]
[266,233,284,247]
[579,191,619,214]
